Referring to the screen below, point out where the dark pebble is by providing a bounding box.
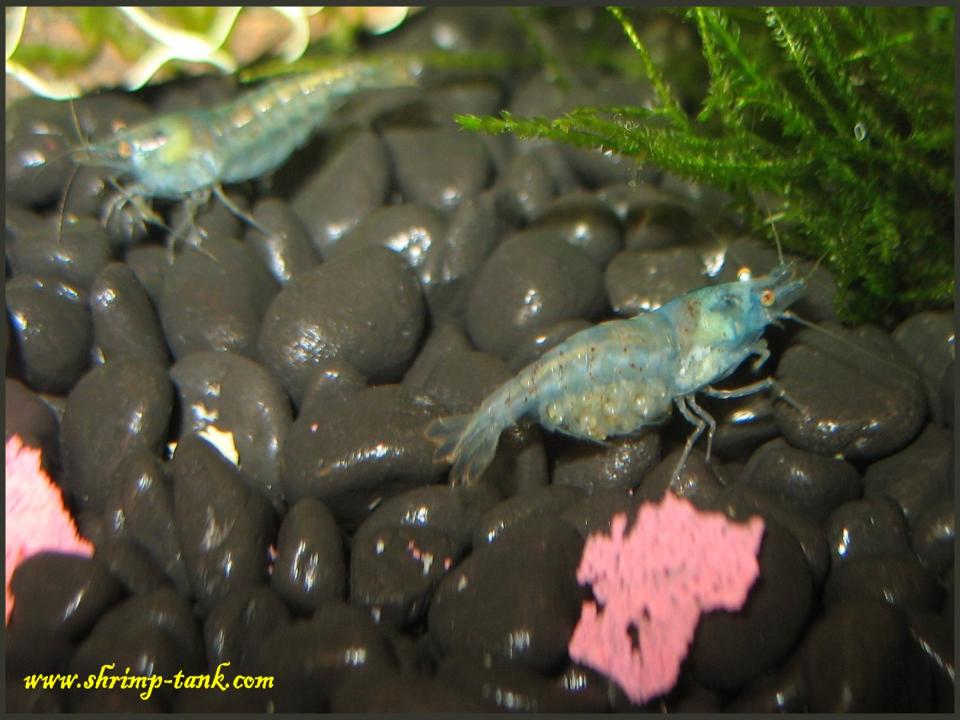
[824,496,914,564]
[94,539,171,595]
[715,235,787,283]
[824,552,945,614]
[331,668,487,712]
[5,97,73,206]
[384,126,491,213]
[945,567,955,624]
[561,145,645,193]
[170,434,274,611]
[688,520,813,690]
[892,311,955,426]
[496,152,556,224]
[123,245,170,308]
[173,684,273,713]
[436,652,608,712]
[282,384,443,525]
[72,583,198,660]
[639,675,723,713]
[802,599,933,711]
[908,611,956,712]
[360,483,502,556]
[6,215,111,292]
[160,234,278,360]
[72,90,152,139]
[623,195,702,252]
[271,498,346,614]
[428,517,584,672]
[911,495,955,575]
[408,337,510,412]
[560,487,638,539]
[605,246,708,316]
[727,650,808,712]
[940,359,954,427]
[716,482,831,585]
[170,350,291,506]
[529,190,623,266]
[115,450,191,594]
[290,129,390,257]
[153,74,236,114]
[466,230,605,359]
[636,448,725,511]
[258,246,424,403]
[428,189,503,285]
[89,262,169,365]
[402,322,479,397]
[774,324,927,461]
[5,378,60,467]
[60,359,172,512]
[8,552,121,640]
[5,681,66,713]
[66,588,204,710]
[507,318,592,372]
[298,358,367,414]
[71,689,164,713]
[351,522,458,628]
[596,182,684,223]
[424,78,503,128]
[244,196,320,284]
[472,485,583,546]
[741,437,861,524]
[204,585,291,668]
[329,202,448,288]
[7,274,91,394]
[863,422,953,528]
[507,70,566,119]
[253,601,398,711]
[705,390,781,460]
[553,433,660,492]
[5,203,45,257]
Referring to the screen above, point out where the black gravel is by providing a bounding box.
[4,7,955,713]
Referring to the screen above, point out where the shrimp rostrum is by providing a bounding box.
[69,59,416,241]
[426,264,806,486]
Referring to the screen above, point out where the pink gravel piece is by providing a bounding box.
[5,434,93,624]
[568,491,764,704]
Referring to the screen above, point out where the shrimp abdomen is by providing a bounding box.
[214,62,415,184]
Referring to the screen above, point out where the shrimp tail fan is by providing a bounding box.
[425,413,501,486]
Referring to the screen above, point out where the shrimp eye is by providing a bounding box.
[760,289,776,306]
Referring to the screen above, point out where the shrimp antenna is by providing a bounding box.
[56,98,87,246]
[756,192,786,266]
[780,311,921,381]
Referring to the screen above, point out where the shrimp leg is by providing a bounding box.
[702,376,805,413]
[673,394,711,479]
[686,394,717,460]
[211,182,273,237]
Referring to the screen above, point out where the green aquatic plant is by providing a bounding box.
[457,7,954,323]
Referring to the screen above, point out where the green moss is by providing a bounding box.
[457,7,954,323]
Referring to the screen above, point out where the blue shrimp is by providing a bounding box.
[69,59,417,239]
[426,264,806,486]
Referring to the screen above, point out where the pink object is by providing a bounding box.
[568,492,764,704]
[5,434,94,624]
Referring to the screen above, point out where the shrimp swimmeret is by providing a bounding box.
[69,59,418,237]
[426,264,807,486]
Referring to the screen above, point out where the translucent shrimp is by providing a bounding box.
[68,58,418,240]
[426,264,806,486]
